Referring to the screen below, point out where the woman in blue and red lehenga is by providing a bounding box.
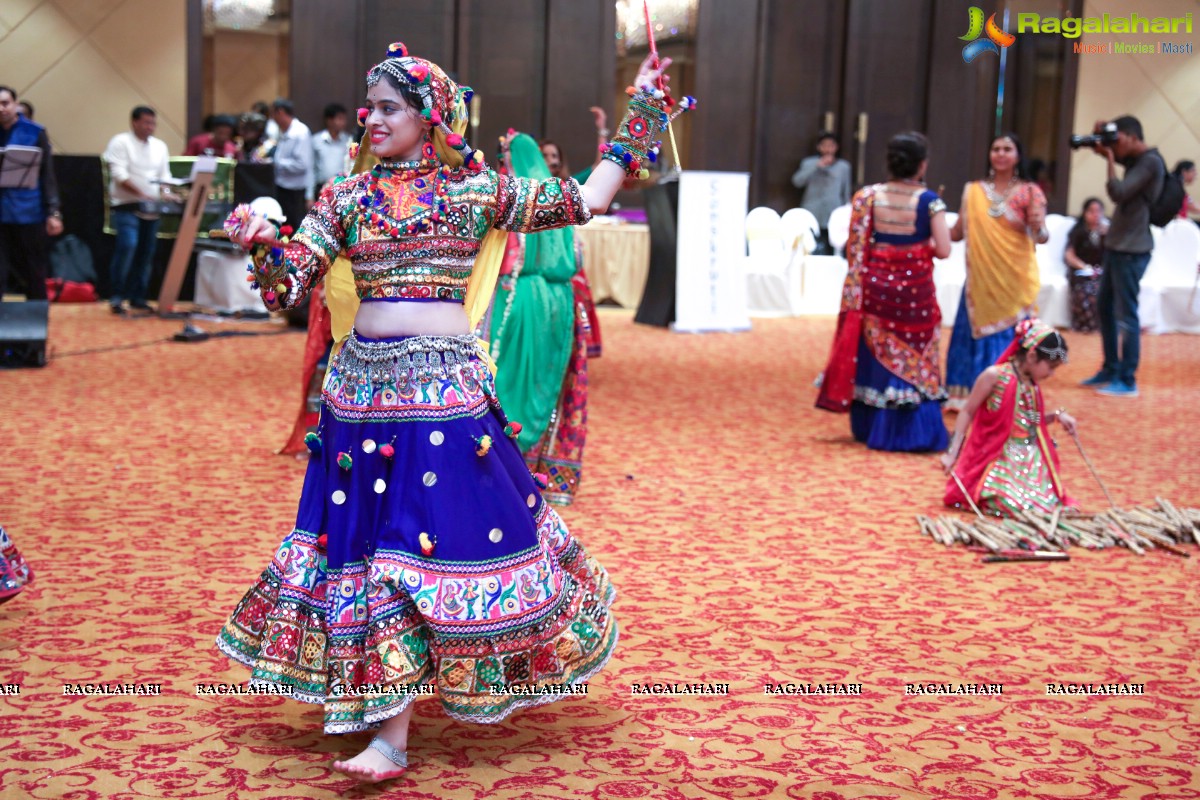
[216,43,690,785]
[817,131,951,451]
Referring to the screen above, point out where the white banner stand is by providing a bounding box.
[673,170,751,333]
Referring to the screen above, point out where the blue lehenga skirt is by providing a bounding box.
[217,332,618,733]
[945,290,1017,398]
[850,338,948,452]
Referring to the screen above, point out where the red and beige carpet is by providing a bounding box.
[1,304,1197,799]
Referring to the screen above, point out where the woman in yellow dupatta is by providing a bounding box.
[945,133,1048,408]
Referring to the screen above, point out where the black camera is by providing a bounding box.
[1069,123,1119,150]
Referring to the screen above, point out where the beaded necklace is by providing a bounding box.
[360,142,452,237]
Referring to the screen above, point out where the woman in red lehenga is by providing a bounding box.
[942,319,1078,517]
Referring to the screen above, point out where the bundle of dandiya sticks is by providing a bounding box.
[917,498,1199,562]
[918,432,1197,563]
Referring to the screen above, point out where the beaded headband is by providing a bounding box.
[365,42,484,170]
[1016,318,1067,362]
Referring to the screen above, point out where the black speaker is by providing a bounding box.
[0,300,49,368]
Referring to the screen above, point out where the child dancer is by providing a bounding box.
[942,319,1077,516]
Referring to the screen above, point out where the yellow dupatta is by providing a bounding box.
[962,182,1040,337]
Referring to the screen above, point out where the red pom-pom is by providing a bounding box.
[429,109,442,126]
[446,133,463,148]
[379,443,395,459]
[316,534,328,550]
[357,107,369,126]
[280,225,294,236]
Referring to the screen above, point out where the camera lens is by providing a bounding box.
[1068,134,1097,150]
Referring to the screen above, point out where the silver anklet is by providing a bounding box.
[368,736,408,768]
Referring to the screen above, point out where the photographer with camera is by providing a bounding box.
[1076,116,1164,398]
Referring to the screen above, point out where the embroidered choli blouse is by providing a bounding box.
[275,164,592,307]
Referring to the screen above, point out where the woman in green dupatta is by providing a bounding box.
[490,132,589,504]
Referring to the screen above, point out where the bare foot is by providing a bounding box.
[332,741,407,784]
[331,705,414,784]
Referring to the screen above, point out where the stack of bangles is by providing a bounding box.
[601,83,696,180]
[223,203,297,305]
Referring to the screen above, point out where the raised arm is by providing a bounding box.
[791,157,817,190]
[576,54,691,215]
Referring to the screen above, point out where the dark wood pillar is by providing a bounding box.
[290,0,363,129]
[544,0,615,176]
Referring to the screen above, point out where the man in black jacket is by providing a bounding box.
[1081,115,1163,398]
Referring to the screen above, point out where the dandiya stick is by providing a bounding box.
[1048,505,1064,541]
[951,471,988,520]
[1070,431,1117,509]
[642,0,683,169]
[1158,497,1195,539]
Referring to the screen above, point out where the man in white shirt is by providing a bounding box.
[103,106,171,313]
[312,103,350,196]
[271,98,313,232]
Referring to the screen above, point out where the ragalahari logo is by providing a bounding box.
[960,7,1016,62]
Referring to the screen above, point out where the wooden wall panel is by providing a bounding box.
[358,0,456,81]
[544,0,615,177]
[753,0,847,212]
[692,0,762,173]
[457,0,546,163]
[923,0,999,211]
[290,0,362,130]
[840,0,934,188]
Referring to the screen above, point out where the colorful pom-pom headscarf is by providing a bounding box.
[365,42,484,170]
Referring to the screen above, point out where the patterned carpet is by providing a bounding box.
[1,304,1197,800]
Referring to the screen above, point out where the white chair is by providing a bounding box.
[1144,219,1200,333]
[796,254,848,315]
[1035,213,1073,328]
[743,206,794,316]
[827,203,851,252]
[780,208,819,254]
[781,208,818,312]
[934,211,965,325]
